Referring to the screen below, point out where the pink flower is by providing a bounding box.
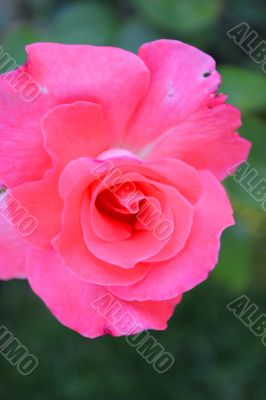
[0,40,250,337]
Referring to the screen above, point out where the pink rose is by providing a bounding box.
[0,40,250,337]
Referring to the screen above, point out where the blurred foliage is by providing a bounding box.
[0,0,265,399]
[129,0,223,35]
[220,66,266,113]
[47,2,117,44]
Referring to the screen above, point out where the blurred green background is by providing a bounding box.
[0,0,265,399]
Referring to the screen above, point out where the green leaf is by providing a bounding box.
[47,2,117,45]
[130,0,223,35]
[219,66,266,113]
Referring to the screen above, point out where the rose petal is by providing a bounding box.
[147,103,251,180]
[43,101,109,169]
[125,39,221,149]
[0,67,52,187]
[27,247,182,337]
[109,171,234,300]
[83,173,193,266]
[26,42,150,144]
[0,42,149,187]
[81,181,171,267]
[0,192,27,280]
[11,171,62,248]
[54,160,152,285]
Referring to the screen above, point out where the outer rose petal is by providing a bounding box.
[109,171,234,301]
[0,67,52,187]
[25,42,150,143]
[27,248,182,338]
[0,43,149,187]
[0,214,27,280]
[11,171,63,248]
[147,103,251,180]
[43,101,109,169]
[12,101,110,248]
[125,39,221,149]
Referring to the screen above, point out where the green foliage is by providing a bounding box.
[130,0,223,35]
[116,18,159,52]
[1,24,44,65]
[213,226,251,292]
[240,115,266,170]
[219,66,266,113]
[47,2,117,45]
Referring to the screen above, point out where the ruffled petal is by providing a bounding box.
[0,67,52,187]
[11,171,63,248]
[109,171,234,300]
[125,39,221,149]
[54,159,151,285]
[0,43,149,187]
[27,248,182,338]
[43,101,109,169]
[25,42,150,143]
[147,103,251,180]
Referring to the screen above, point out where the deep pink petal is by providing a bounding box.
[0,43,149,187]
[25,42,149,143]
[91,197,133,242]
[109,171,234,301]
[145,158,201,205]
[147,103,251,180]
[54,159,151,285]
[145,182,193,263]
[57,157,196,269]
[11,171,63,248]
[83,173,194,265]
[90,156,202,205]
[81,181,172,267]
[27,247,182,337]
[0,211,27,280]
[125,39,221,149]
[43,101,109,169]
[0,68,52,187]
